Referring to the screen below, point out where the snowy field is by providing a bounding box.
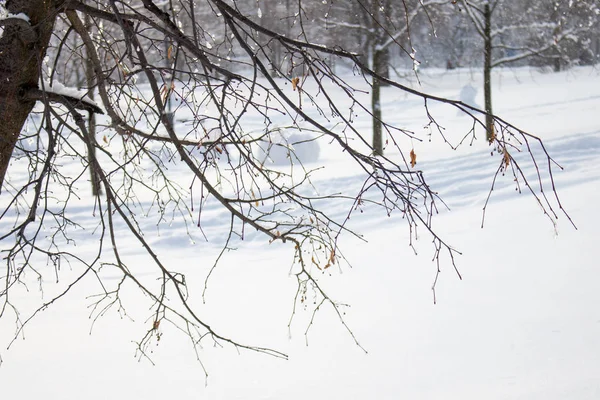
[1,66,599,399]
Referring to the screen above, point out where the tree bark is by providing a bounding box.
[0,0,57,191]
[370,0,386,156]
[372,49,383,156]
[483,2,494,142]
[84,10,101,196]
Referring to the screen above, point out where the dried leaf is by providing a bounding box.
[102,135,108,144]
[291,77,300,91]
[250,188,259,206]
[312,255,322,270]
[410,149,417,168]
[118,63,129,77]
[167,45,173,60]
[160,84,169,103]
[503,149,510,168]
[153,320,160,330]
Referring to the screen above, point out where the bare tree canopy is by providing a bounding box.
[0,0,578,370]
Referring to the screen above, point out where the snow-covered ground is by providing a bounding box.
[1,66,599,399]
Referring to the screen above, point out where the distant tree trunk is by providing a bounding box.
[552,53,561,72]
[376,47,390,84]
[483,2,494,142]
[372,49,383,156]
[551,7,562,72]
[84,11,101,196]
[0,0,56,191]
[370,0,387,156]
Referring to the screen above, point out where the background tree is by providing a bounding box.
[323,0,446,155]
[0,0,571,367]
[456,0,599,141]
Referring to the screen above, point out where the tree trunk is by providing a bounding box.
[376,46,390,85]
[551,7,562,72]
[84,11,101,196]
[370,0,385,155]
[372,49,383,156]
[483,2,494,143]
[0,0,57,191]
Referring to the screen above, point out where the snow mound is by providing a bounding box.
[256,131,320,166]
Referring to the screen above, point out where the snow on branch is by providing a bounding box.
[0,12,34,41]
[6,12,30,23]
[491,27,582,68]
[0,12,31,26]
[21,81,104,115]
[491,22,556,38]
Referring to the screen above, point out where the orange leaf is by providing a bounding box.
[160,84,169,103]
[167,45,173,60]
[291,77,300,91]
[312,255,322,270]
[410,149,417,168]
[503,149,510,168]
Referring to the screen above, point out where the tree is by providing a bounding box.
[323,0,446,155]
[524,0,600,71]
[456,0,599,141]
[0,0,570,369]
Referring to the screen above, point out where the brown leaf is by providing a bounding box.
[250,188,259,206]
[312,255,322,270]
[291,77,300,91]
[167,45,173,60]
[153,320,160,330]
[503,149,510,168]
[160,84,169,103]
[118,63,129,77]
[410,149,417,168]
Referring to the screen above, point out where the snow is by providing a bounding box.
[1,66,600,399]
[6,12,30,23]
[458,83,479,111]
[0,9,30,37]
[39,80,102,113]
[255,130,321,165]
